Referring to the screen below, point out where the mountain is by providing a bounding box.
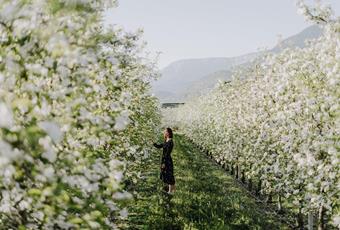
[152,53,260,103]
[152,25,322,103]
[152,53,259,101]
[271,25,322,53]
[181,70,233,100]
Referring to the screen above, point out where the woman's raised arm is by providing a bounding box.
[153,143,164,148]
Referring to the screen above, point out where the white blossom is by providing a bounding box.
[0,103,13,128]
[166,2,340,227]
[38,121,63,143]
[0,0,160,228]
[39,137,57,163]
[114,110,131,131]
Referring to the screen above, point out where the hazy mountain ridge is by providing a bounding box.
[183,70,233,100]
[154,52,259,89]
[152,25,322,103]
[272,25,322,52]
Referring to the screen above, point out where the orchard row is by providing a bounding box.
[165,2,339,229]
[0,0,160,229]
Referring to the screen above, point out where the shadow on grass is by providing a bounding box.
[122,134,288,230]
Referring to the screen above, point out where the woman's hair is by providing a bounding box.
[166,127,173,138]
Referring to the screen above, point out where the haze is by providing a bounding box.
[104,0,340,69]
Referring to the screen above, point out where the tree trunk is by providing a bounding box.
[235,165,239,179]
[248,179,252,191]
[308,211,314,230]
[241,170,245,183]
[265,193,272,203]
[297,204,304,230]
[256,179,261,195]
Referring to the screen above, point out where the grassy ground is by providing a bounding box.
[121,134,289,230]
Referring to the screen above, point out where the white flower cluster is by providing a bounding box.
[0,0,160,228]
[168,1,339,228]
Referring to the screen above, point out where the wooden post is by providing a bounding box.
[308,211,314,230]
[317,205,325,230]
[306,199,313,230]
[277,194,282,213]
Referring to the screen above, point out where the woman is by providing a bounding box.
[153,127,175,194]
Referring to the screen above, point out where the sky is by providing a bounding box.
[104,0,340,68]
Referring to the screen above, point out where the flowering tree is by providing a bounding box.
[167,1,339,228]
[0,0,160,228]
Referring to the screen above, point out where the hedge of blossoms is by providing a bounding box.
[0,0,160,229]
[167,2,339,228]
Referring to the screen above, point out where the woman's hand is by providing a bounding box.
[161,164,165,170]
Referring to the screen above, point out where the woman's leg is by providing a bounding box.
[163,183,168,192]
[169,184,175,193]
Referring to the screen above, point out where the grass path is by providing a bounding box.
[122,134,288,229]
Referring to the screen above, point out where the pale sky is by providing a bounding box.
[104,0,340,68]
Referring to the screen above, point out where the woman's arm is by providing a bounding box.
[153,143,163,148]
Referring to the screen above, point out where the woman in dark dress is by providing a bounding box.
[153,127,175,194]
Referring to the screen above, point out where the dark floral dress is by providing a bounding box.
[153,139,175,185]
